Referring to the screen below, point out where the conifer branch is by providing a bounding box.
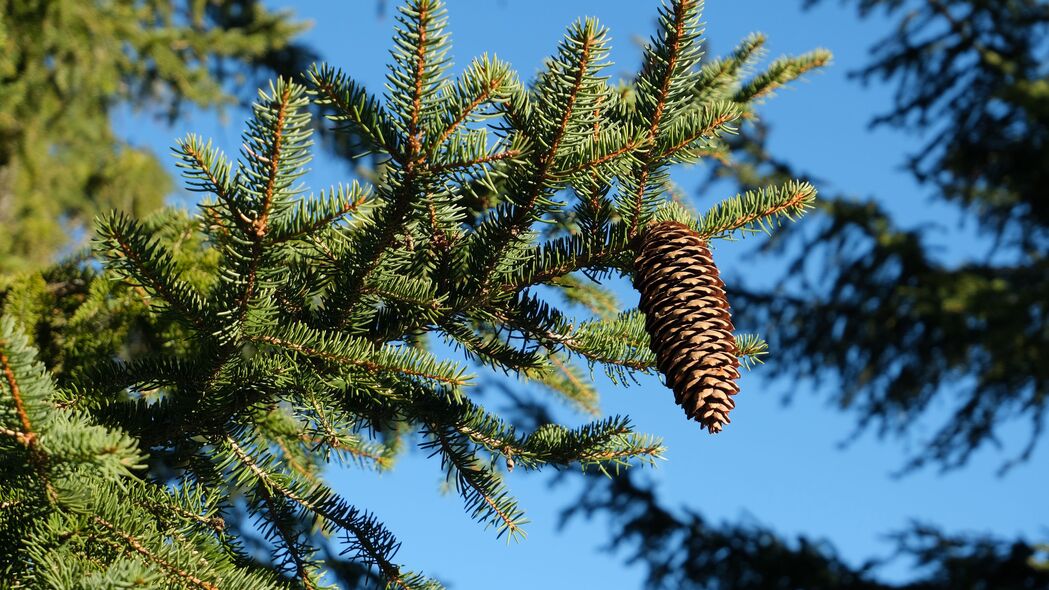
[0,343,56,503]
[406,2,430,155]
[735,333,769,370]
[92,515,220,590]
[309,65,405,163]
[425,425,527,540]
[96,213,210,331]
[661,103,741,159]
[468,21,604,293]
[430,149,521,173]
[257,485,317,589]
[224,437,414,589]
[255,82,293,239]
[698,180,817,239]
[561,140,639,176]
[626,0,693,239]
[519,26,594,215]
[736,49,832,105]
[9,1,827,582]
[253,332,470,387]
[431,75,505,151]
[269,186,369,245]
[176,136,249,234]
[141,493,226,536]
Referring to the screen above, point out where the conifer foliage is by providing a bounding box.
[1,1,827,586]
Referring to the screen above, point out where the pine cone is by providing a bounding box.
[634,221,740,433]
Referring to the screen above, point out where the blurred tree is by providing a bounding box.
[0,0,314,272]
[564,471,1049,590]
[725,0,1049,472]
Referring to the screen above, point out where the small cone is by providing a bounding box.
[634,221,740,433]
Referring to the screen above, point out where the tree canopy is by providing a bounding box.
[0,0,314,272]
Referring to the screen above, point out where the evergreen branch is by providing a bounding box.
[92,515,220,590]
[697,180,817,239]
[502,223,632,292]
[227,82,295,332]
[424,425,527,540]
[308,63,404,162]
[299,432,391,469]
[489,303,653,373]
[430,149,521,173]
[522,350,601,415]
[0,340,55,502]
[533,417,663,469]
[256,485,317,589]
[96,212,210,331]
[659,102,742,160]
[175,135,248,234]
[438,318,547,372]
[407,1,431,153]
[735,333,769,370]
[1,346,34,442]
[430,61,510,152]
[627,0,704,238]
[223,437,417,589]
[386,0,451,153]
[254,82,294,238]
[736,49,832,104]
[361,276,447,314]
[694,33,768,98]
[467,20,607,292]
[644,0,689,141]
[0,424,31,446]
[559,139,639,176]
[269,183,371,244]
[551,275,620,321]
[447,408,662,472]
[252,327,471,387]
[138,487,226,537]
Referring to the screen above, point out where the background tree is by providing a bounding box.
[730,0,1049,471]
[0,0,314,272]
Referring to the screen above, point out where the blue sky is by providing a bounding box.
[114,1,1047,587]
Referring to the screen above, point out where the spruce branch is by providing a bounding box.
[255,484,319,588]
[422,424,528,541]
[175,134,246,234]
[268,182,371,245]
[308,63,404,161]
[10,0,831,582]
[0,326,56,503]
[521,350,601,416]
[736,48,832,105]
[251,322,471,388]
[625,0,704,238]
[92,515,221,590]
[697,180,817,239]
[694,32,769,100]
[222,436,429,590]
[95,212,211,331]
[735,333,769,370]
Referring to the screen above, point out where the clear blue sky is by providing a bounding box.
[114,1,1047,587]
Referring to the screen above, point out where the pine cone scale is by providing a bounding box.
[634,221,741,433]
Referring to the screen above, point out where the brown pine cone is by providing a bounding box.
[634,221,740,433]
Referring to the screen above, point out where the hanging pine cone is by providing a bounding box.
[634,221,740,433]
